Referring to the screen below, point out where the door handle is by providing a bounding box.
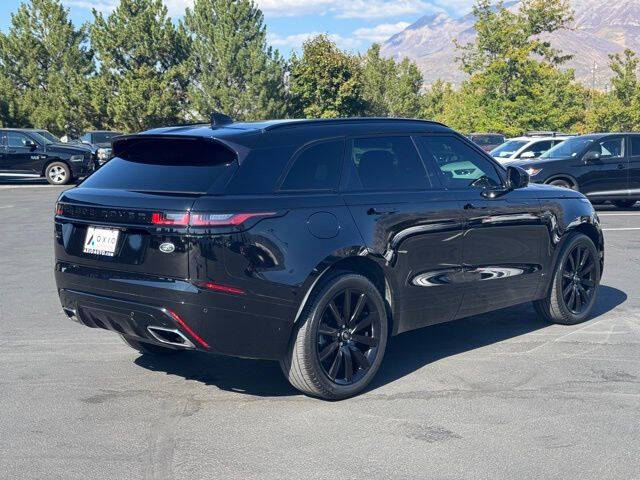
[464,203,481,210]
[617,163,626,170]
[367,208,397,216]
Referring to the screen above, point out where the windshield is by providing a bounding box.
[541,137,594,158]
[28,131,53,145]
[37,130,60,143]
[490,140,527,158]
[93,132,123,144]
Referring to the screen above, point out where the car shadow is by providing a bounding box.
[134,285,627,399]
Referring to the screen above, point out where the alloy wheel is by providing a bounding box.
[316,289,381,386]
[48,165,67,184]
[561,244,596,315]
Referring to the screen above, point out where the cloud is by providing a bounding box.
[268,32,363,52]
[62,0,117,12]
[353,22,411,42]
[256,0,441,19]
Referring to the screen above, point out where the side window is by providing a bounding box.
[280,139,344,191]
[347,136,430,191]
[521,140,553,158]
[630,136,640,157]
[587,137,623,158]
[81,133,90,143]
[417,136,503,190]
[6,132,31,148]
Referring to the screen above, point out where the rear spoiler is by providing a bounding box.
[112,134,251,164]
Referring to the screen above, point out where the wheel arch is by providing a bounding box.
[293,251,398,335]
[544,174,579,189]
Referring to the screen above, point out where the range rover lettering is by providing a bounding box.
[54,117,604,399]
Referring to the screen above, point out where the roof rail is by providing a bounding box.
[211,112,233,128]
[525,131,576,138]
[263,117,448,131]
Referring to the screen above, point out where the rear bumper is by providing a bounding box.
[55,261,295,360]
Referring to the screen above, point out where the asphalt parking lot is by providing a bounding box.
[1,184,639,480]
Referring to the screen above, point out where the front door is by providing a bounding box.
[579,135,629,200]
[627,135,640,199]
[415,134,547,319]
[342,135,465,334]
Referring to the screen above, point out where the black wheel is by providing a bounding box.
[120,335,184,356]
[280,272,388,400]
[548,179,574,190]
[45,161,71,185]
[534,233,600,325]
[612,200,637,209]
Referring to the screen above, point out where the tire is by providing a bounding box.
[45,161,71,185]
[120,335,184,356]
[612,200,637,209]
[534,233,600,325]
[548,179,574,190]
[280,271,389,400]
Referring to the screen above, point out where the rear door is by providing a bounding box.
[627,135,640,198]
[0,131,7,170]
[5,131,40,173]
[342,135,464,333]
[416,135,546,317]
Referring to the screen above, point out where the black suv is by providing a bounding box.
[510,134,640,208]
[80,130,124,167]
[0,128,93,184]
[54,118,604,399]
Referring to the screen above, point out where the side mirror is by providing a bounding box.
[24,140,37,150]
[519,151,536,159]
[583,150,601,162]
[506,165,529,190]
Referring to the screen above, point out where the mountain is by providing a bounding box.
[380,0,640,88]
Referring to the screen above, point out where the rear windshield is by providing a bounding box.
[93,132,123,144]
[81,137,237,194]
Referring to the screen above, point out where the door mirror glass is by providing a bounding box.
[583,150,601,162]
[25,139,37,149]
[506,166,529,190]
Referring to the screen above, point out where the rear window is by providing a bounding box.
[280,139,344,191]
[81,137,237,194]
[631,136,640,156]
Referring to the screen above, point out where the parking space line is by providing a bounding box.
[602,228,640,231]
[598,213,640,216]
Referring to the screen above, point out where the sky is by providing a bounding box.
[0,0,475,56]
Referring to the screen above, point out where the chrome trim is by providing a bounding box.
[147,326,195,349]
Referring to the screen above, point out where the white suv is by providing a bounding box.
[490,133,574,163]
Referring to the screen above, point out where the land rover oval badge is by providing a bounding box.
[159,242,175,254]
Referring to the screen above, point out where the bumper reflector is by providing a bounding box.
[165,309,210,349]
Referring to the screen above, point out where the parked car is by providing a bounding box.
[491,132,574,163]
[80,130,124,166]
[468,133,505,152]
[509,133,639,209]
[0,128,93,184]
[54,117,604,399]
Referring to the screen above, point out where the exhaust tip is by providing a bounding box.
[147,326,196,349]
[63,307,81,323]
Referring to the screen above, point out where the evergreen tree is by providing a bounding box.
[361,44,423,118]
[91,0,190,132]
[289,35,367,118]
[0,0,94,135]
[184,0,287,121]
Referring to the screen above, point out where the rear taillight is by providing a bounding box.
[150,211,276,227]
[190,212,276,226]
[151,212,190,226]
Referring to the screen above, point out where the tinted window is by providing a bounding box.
[521,140,553,158]
[586,137,623,158]
[93,132,123,144]
[490,140,526,158]
[631,136,640,156]
[347,136,430,191]
[417,136,502,190]
[81,138,237,194]
[280,139,343,191]
[6,132,32,148]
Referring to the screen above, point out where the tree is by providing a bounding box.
[91,0,190,132]
[0,0,94,135]
[419,80,454,121]
[289,35,367,118]
[449,0,585,135]
[184,0,287,121]
[361,44,423,117]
